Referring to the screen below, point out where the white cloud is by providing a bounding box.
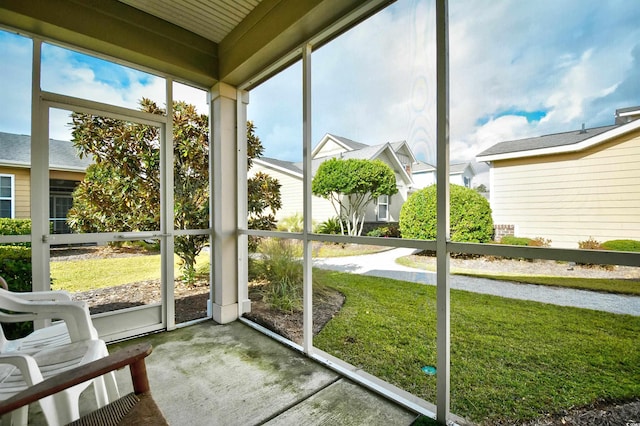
[2,0,640,170]
[248,0,640,167]
[41,46,166,109]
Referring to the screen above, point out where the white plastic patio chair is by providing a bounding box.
[0,339,114,426]
[0,342,167,425]
[0,276,119,424]
[0,276,97,354]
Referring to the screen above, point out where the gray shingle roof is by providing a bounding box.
[412,161,436,172]
[263,141,400,177]
[476,124,617,157]
[326,133,369,151]
[450,163,470,174]
[257,157,302,175]
[0,132,92,171]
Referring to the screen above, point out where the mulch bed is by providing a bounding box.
[242,284,345,345]
[72,278,210,324]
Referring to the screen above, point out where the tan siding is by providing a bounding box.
[491,131,640,248]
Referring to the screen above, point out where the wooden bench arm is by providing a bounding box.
[0,342,153,416]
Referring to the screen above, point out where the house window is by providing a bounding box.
[377,195,389,221]
[0,174,14,218]
[49,180,80,234]
[50,194,74,234]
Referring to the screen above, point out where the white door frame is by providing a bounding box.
[33,92,174,341]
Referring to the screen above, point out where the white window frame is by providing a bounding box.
[377,194,389,221]
[0,174,15,219]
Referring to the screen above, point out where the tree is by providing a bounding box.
[474,183,488,193]
[68,101,280,282]
[68,99,208,283]
[246,121,282,250]
[312,158,398,236]
[399,184,494,242]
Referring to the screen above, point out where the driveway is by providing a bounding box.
[313,248,640,316]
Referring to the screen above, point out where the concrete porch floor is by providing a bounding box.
[92,320,419,425]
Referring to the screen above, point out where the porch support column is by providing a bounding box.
[435,0,451,423]
[211,82,240,324]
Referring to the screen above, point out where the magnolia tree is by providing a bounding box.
[68,100,280,282]
[312,158,397,236]
[247,121,282,234]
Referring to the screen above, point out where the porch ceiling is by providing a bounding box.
[0,0,391,89]
[117,0,262,44]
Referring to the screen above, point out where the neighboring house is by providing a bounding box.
[412,161,475,189]
[251,133,476,228]
[476,107,640,248]
[0,132,91,233]
[250,133,414,227]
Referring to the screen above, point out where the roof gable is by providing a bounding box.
[259,138,414,185]
[311,133,369,159]
[252,157,302,178]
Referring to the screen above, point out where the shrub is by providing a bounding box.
[0,218,31,247]
[577,237,614,269]
[366,225,401,238]
[500,236,531,246]
[316,217,343,235]
[255,239,303,313]
[0,246,34,339]
[601,239,640,252]
[500,236,552,248]
[529,237,552,248]
[277,213,303,233]
[399,184,494,243]
[0,246,33,292]
[578,237,602,250]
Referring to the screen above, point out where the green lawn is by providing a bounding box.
[396,256,640,296]
[50,253,210,292]
[49,251,639,423]
[313,269,640,425]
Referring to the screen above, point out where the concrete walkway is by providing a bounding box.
[313,248,640,316]
[63,322,419,426]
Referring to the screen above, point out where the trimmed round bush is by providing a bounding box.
[601,239,640,252]
[399,184,494,242]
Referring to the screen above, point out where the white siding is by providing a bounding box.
[313,139,347,158]
[412,170,436,188]
[490,131,640,248]
[248,164,334,225]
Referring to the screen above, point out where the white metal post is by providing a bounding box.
[302,44,314,353]
[237,89,250,316]
[435,0,451,423]
[163,79,176,330]
[30,38,49,294]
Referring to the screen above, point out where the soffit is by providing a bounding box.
[117,0,262,44]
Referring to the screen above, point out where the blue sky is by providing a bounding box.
[248,0,640,176]
[1,0,639,185]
